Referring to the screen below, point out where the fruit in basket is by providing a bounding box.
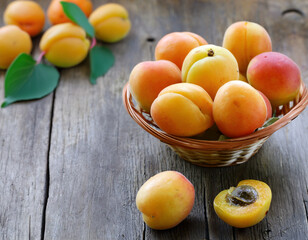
[258,91,272,120]
[182,44,239,100]
[214,179,272,228]
[213,81,267,138]
[222,21,272,74]
[150,83,214,137]
[247,52,302,107]
[129,60,182,112]
[0,25,32,69]
[3,0,45,37]
[155,32,208,70]
[136,171,195,230]
[39,23,90,68]
[89,3,131,43]
[47,0,93,25]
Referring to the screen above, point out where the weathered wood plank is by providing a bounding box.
[0,1,52,239]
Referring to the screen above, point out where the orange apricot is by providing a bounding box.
[3,0,45,37]
[155,32,208,70]
[222,21,272,74]
[214,179,272,228]
[129,60,182,112]
[0,25,32,69]
[47,0,93,25]
[150,83,214,137]
[213,81,267,138]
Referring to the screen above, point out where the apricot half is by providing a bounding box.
[136,171,195,230]
[214,179,272,228]
[150,83,214,137]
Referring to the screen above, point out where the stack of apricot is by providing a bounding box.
[129,21,302,139]
[0,0,131,69]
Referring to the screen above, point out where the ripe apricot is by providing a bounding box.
[89,3,131,43]
[222,21,272,74]
[39,23,90,68]
[214,179,272,228]
[129,60,182,112]
[47,0,93,25]
[136,171,195,230]
[4,0,45,37]
[247,52,302,107]
[258,91,272,120]
[0,25,32,69]
[213,81,267,138]
[150,83,214,137]
[182,44,239,100]
[155,32,208,70]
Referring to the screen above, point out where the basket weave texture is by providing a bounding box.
[123,82,308,167]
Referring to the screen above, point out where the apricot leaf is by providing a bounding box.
[1,53,59,108]
[61,1,95,38]
[259,117,280,129]
[90,46,115,84]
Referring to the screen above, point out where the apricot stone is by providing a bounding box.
[129,60,182,112]
[155,32,208,70]
[4,0,45,37]
[222,21,272,74]
[0,25,32,69]
[182,44,239,100]
[39,23,90,68]
[136,171,195,230]
[214,179,272,228]
[247,52,302,107]
[150,83,214,137]
[89,3,131,43]
[213,81,267,138]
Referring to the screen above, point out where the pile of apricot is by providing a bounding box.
[0,0,131,69]
[129,21,302,139]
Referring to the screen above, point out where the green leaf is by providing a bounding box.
[218,134,229,141]
[2,53,59,108]
[90,46,115,84]
[260,117,280,129]
[60,1,95,38]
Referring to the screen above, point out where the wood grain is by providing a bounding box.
[0,0,307,239]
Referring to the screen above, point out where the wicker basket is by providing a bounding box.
[122,82,308,167]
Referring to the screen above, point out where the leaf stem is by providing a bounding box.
[90,38,97,49]
[36,51,46,64]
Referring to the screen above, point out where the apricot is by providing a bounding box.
[129,60,181,112]
[247,52,302,107]
[213,81,267,138]
[39,23,90,68]
[258,91,272,120]
[182,44,239,100]
[4,0,45,37]
[214,179,272,228]
[136,171,195,230]
[155,32,208,70]
[150,83,214,137]
[0,25,32,69]
[89,3,131,43]
[222,21,272,74]
[47,0,93,25]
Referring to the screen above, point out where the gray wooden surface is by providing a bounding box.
[0,0,307,239]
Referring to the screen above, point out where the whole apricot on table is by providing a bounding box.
[129,60,181,112]
[150,83,214,137]
[4,0,45,37]
[0,25,32,69]
[247,52,302,107]
[136,171,195,230]
[39,23,90,68]
[182,44,239,100]
[47,0,93,25]
[89,3,131,43]
[155,32,208,70]
[213,81,267,138]
[214,179,272,228]
[222,21,272,74]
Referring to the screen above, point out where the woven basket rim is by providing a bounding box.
[123,81,308,150]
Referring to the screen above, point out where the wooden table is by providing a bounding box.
[0,0,307,239]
